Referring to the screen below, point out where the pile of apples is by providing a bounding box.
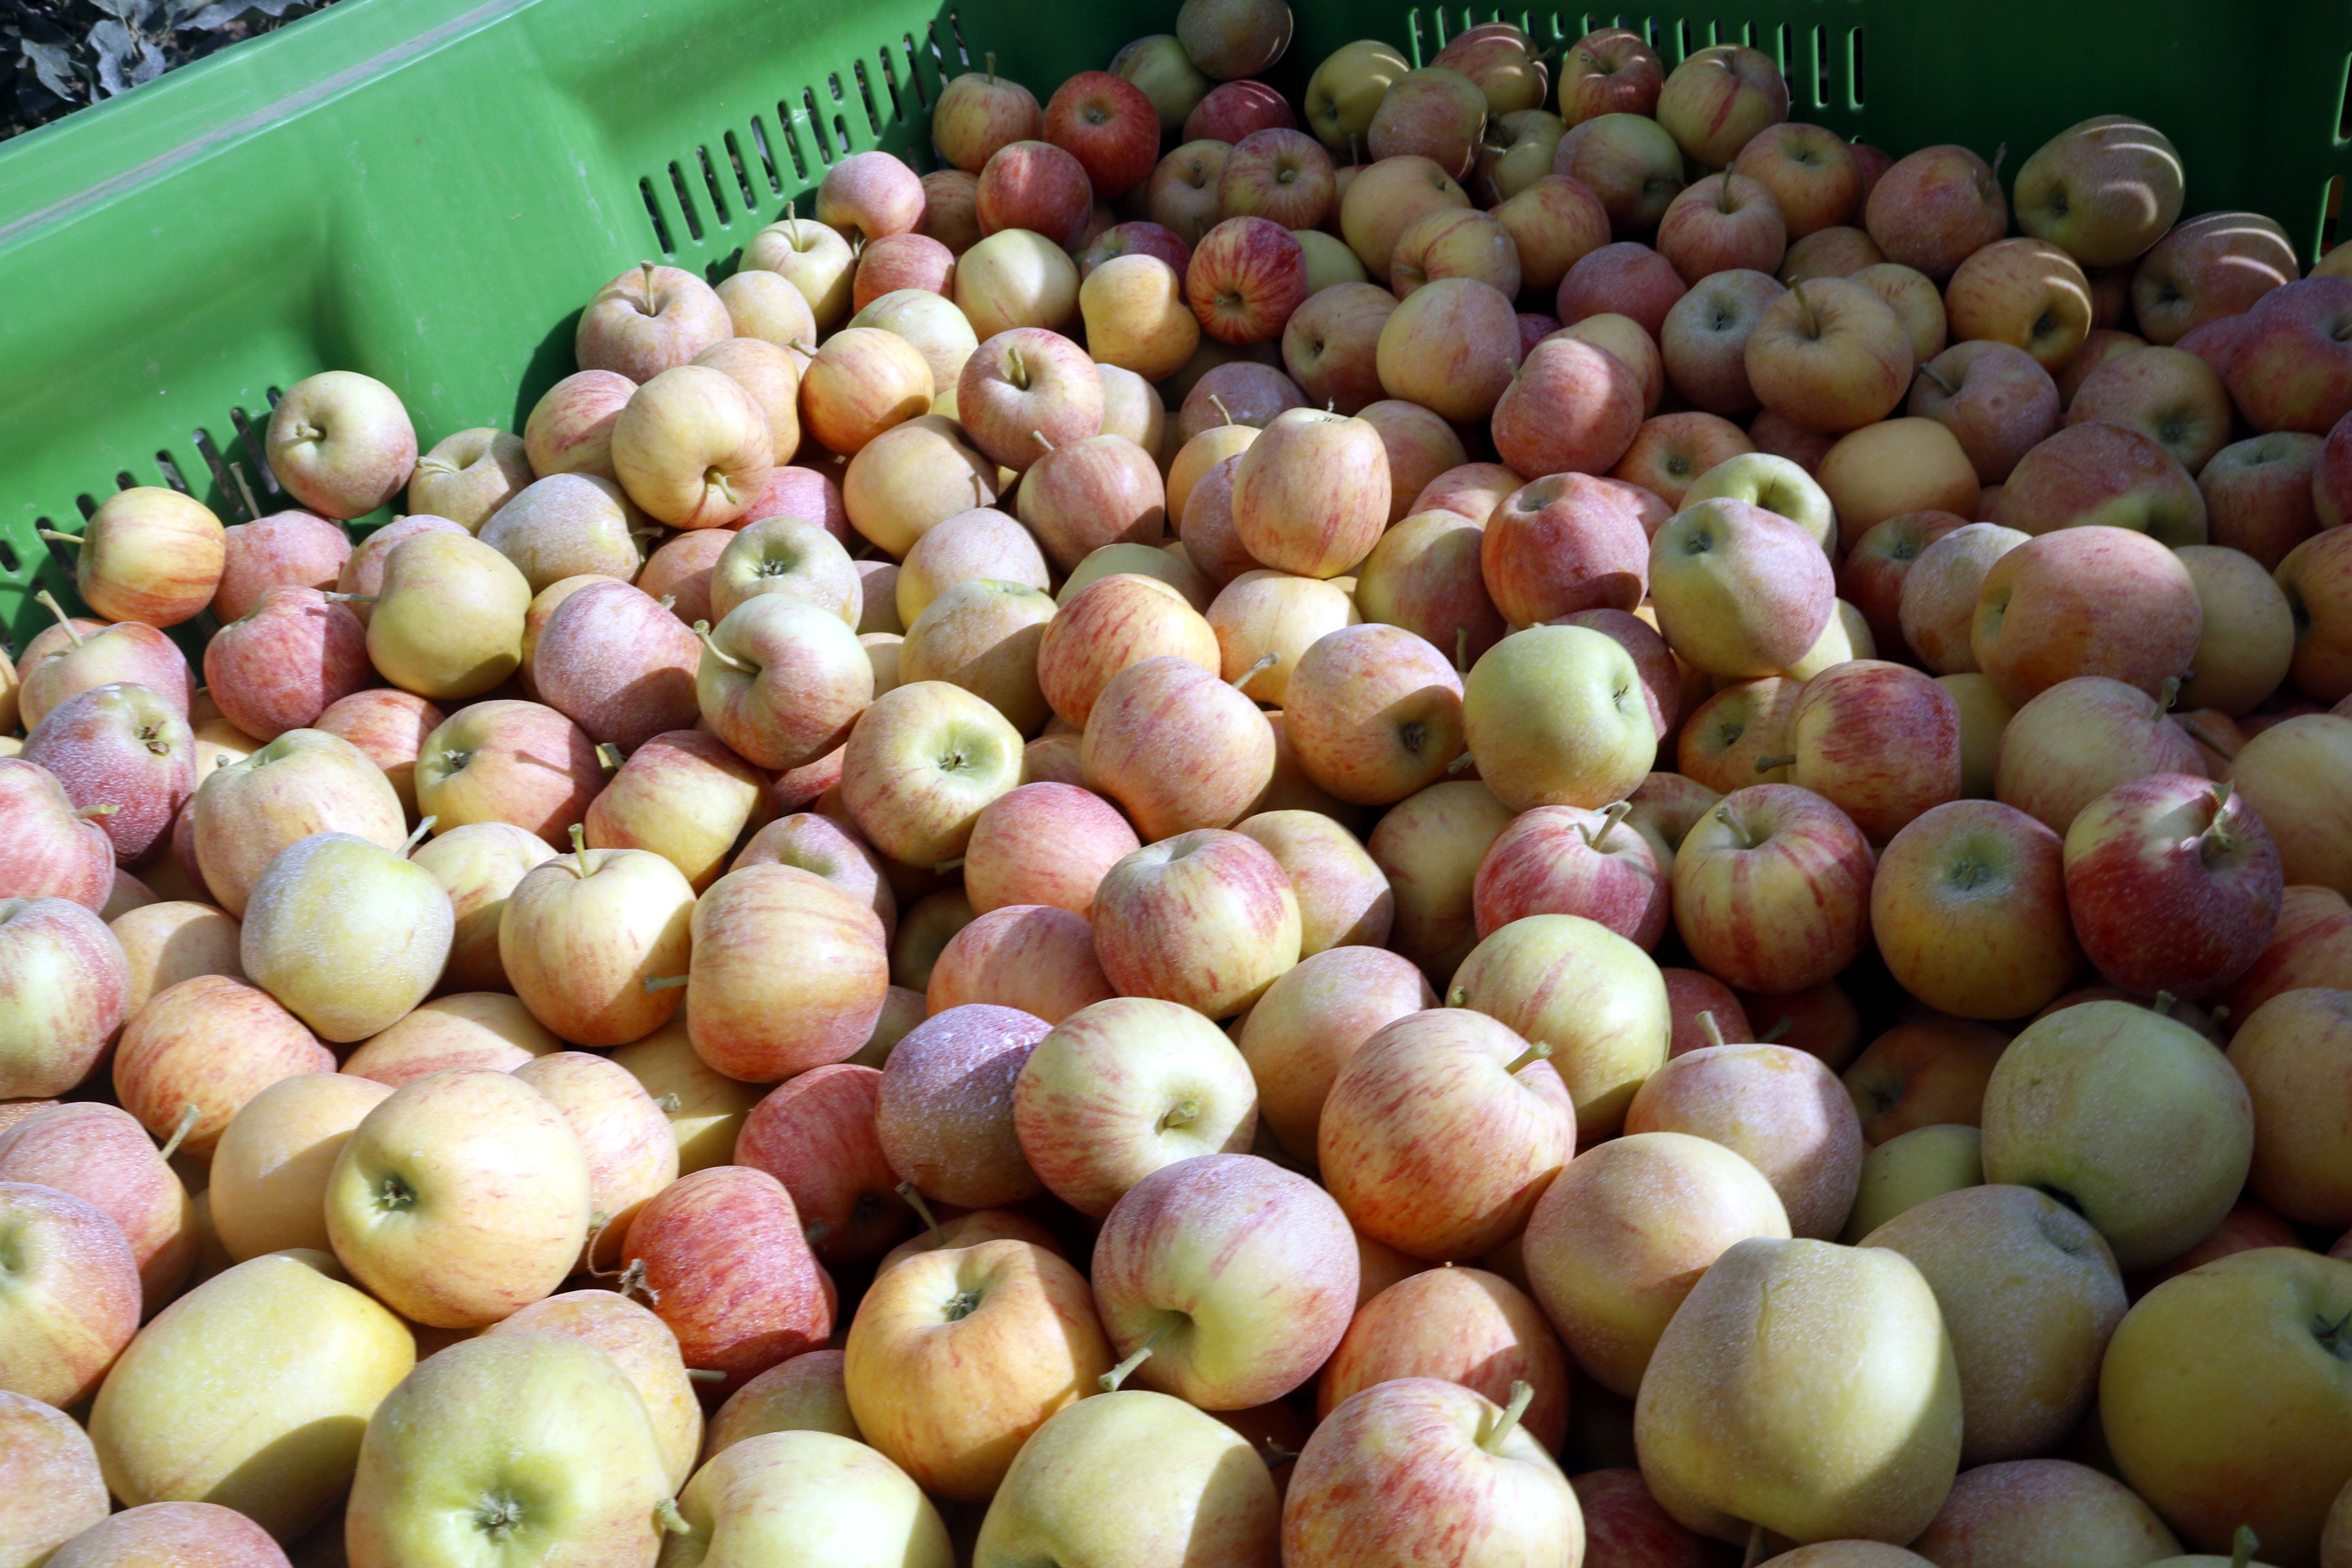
[8,2,2352,1565]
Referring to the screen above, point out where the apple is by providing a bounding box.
[2225,881,2352,1023]
[410,700,601,849]
[1635,1236,1962,1544]
[20,682,195,867]
[1624,1039,1865,1240]
[1870,799,2079,1022]
[15,604,192,732]
[1909,339,2062,484]
[1365,66,1488,181]
[2203,431,2323,569]
[0,1389,108,1564]
[1653,43,1788,170]
[345,1330,669,1567]
[2131,211,2300,345]
[1555,242,1687,340]
[1391,207,1522,300]
[1848,262,1949,368]
[798,328,934,460]
[2010,115,2184,269]
[1973,525,2203,705]
[1553,112,1684,236]
[2067,347,2233,478]
[475,476,641,598]
[2173,544,2294,718]
[1732,120,1861,237]
[256,382,420,540]
[1910,1458,2184,1568]
[1340,154,1474,281]
[2226,276,2352,434]
[2102,1249,2352,1563]
[1657,269,1784,418]
[1081,657,1276,841]
[1840,510,1965,651]
[1488,339,1645,483]
[1278,624,1464,809]
[681,861,887,1083]
[0,1103,192,1311]
[932,58,1043,172]
[1980,999,2252,1270]
[573,262,730,383]
[1863,144,2007,280]
[616,1162,831,1397]
[0,1180,140,1409]
[2226,988,2352,1227]
[85,1250,411,1542]
[1494,174,1611,297]
[1287,1375,1581,1567]
[1477,108,1567,205]
[1223,406,1387,578]
[1091,827,1299,1017]
[1675,677,1801,792]
[1650,498,1834,676]
[2064,771,2283,1000]
[1781,223,1887,282]
[1207,569,1355,706]
[2279,527,2352,705]
[1816,418,1980,547]
[1943,238,2094,371]
[0,895,124,1095]
[1783,659,1962,844]
[522,368,633,481]
[212,509,352,624]
[1371,276,1522,424]
[874,1004,1048,1215]
[1896,521,2027,673]
[1859,1185,2125,1468]
[1745,276,1912,433]
[1673,781,1874,995]
[1463,623,1657,813]
[363,530,531,702]
[1525,1128,1790,1402]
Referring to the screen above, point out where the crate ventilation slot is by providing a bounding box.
[630,19,960,259]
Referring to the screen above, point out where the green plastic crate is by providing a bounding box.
[7,0,2352,660]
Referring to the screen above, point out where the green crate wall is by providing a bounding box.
[6,0,2352,659]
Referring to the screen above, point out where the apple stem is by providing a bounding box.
[72,802,121,818]
[638,260,658,313]
[1007,346,1029,391]
[156,1103,200,1162]
[896,1180,944,1245]
[35,590,83,645]
[2158,676,2182,712]
[655,1092,682,1112]
[692,619,752,674]
[985,51,997,83]
[1098,1321,1175,1392]
[1577,800,1630,851]
[36,528,82,548]
[598,742,626,774]
[1233,652,1278,689]
[1741,1523,1769,1568]
[1501,1039,1553,1075]
[617,1257,659,1305]
[400,817,437,857]
[1717,175,1735,214]
[1447,751,1478,774]
[1700,1010,1728,1051]
[1260,1439,1298,1468]
[2228,1527,2258,1568]
[1455,628,1469,675]
[1990,141,2008,179]
[683,1368,726,1385]
[642,974,690,993]
[1758,1017,1792,1043]
[1754,753,1796,772]
[1477,1380,1534,1453]
[1915,363,1957,398]
[934,856,965,874]
[1158,1098,1201,1131]
[2177,712,2239,762]
[569,821,592,877]
[323,591,377,604]
[1792,280,1821,340]
[652,1499,696,1541]
[1208,393,1235,427]
[1713,801,1754,848]
[1031,429,1054,453]
[2152,990,2176,1016]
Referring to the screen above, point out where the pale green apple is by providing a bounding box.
[1842,1124,1984,1240]
[1462,624,1657,815]
[88,1250,413,1542]
[703,1348,861,1462]
[1449,912,1670,1140]
[659,1429,950,1568]
[1980,1001,2253,1272]
[1304,39,1412,152]
[366,531,532,701]
[1861,1184,2125,1466]
[974,1390,1278,1567]
[1681,451,1837,552]
[241,827,452,1043]
[346,1331,672,1568]
[1634,1235,1962,1545]
[325,1069,591,1328]
[2102,1249,2352,1566]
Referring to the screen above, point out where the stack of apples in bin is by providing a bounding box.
[7,0,2352,1564]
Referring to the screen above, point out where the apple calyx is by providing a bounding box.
[36,527,82,548]
[692,620,753,675]
[1158,1097,1202,1133]
[617,1256,660,1305]
[474,1492,527,1542]
[653,1499,697,1539]
[655,1092,682,1112]
[1233,651,1279,689]
[1698,1010,1728,1051]
[1501,1039,1553,1076]
[155,1102,201,1162]
[1578,800,1632,851]
[72,802,121,818]
[943,1287,984,1323]
[372,1170,418,1215]
[896,1180,945,1246]
[1476,1380,1535,1453]
[1791,280,1821,340]
[400,816,438,857]
[1098,1319,1177,1391]
[35,589,83,645]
